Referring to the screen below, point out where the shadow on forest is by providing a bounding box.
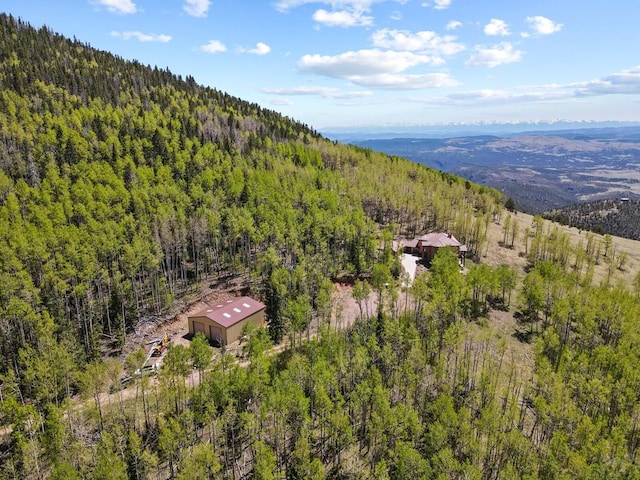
[513,328,534,344]
[270,346,296,372]
[513,311,535,343]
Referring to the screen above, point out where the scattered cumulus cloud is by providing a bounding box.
[484,19,510,36]
[415,82,579,107]
[446,20,462,31]
[421,0,452,9]
[434,0,452,9]
[296,48,461,90]
[275,0,403,12]
[298,49,441,78]
[349,72,460,89]
[274,0,317,11]
[275,0,408,27]
[524,16,563,36]
[238,42,271,55]
[390,11,402,21]
[466,42,523,68]
[93,0,137,14]
[263,86,373,99]
[416,66,640,108]
[433,89,566,105]
[313,9,373,27]
[200,40,227,53]
[576,66,640,96]
[183,0,211,17]
[111,31,171,42]
[371,28,465,56]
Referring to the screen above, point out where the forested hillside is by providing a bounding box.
[544,198,640,240]
[3,13,640,480]
[0,13,502,478]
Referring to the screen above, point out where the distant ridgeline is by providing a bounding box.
[0,13,500,373]
[543,198,640,240]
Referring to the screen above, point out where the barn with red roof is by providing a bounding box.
[188,296,266,346]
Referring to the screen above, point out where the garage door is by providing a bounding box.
[210,326,224,346]
[193,321,205,334]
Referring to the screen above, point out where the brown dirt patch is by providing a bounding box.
[483,212,640,284]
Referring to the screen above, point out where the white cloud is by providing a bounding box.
[421,0,452,9]
[349,72,460,89]
[263,86,373,98]
[265,76,458,92]
[416,82,575,107]
[275,0,384,12]
[295,48,460,90]
[390,11,402,21]
[525,16,563,36]
[313,9,374,27]
[93,0,137,14]
[446,20,462,31]
[434,0,452,9]
[274,0,316,11]
[432,89,566,105]
[298,49,440,78]
[575,66,640,96]
[416,66,640,107]
[111,31,171,42]
[484,18,510,36]
[465,42,523,68]
[239,42,271,55]
[371,28,465,56]
[275,0,407,26]
[184,0,211,17]
[200,40,227,53]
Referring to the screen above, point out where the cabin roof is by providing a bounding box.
[417,232,462,248]
[189,296,266,328]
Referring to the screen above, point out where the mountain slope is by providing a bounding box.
[544,198,640,240]
[0,12,499,391]
[5,14,640,480]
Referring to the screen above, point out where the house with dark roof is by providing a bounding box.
[188,296,266,346]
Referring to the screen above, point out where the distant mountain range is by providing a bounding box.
[323,121,640,142]
[349,125,640,213]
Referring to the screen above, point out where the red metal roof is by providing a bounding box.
[189,296,266,328]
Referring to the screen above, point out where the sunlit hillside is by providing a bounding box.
[2,13,640,480]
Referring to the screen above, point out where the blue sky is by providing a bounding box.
[3,0,640,131]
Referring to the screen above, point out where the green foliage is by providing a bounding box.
[390,441,432,479]
[240,323,273,360]
[50,462,82,480]
[0,9,502,411]
[93,430,127,480]
[544,198,640,241]
[189,332,212,374]
[252,440,278,480]
[13,13,633,480]
[176,443,221,480]
[428,248,466,333]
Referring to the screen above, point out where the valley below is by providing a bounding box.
[354,126,640,212]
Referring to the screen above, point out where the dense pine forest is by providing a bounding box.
[2,12,640,479]
[544,198,640,241]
